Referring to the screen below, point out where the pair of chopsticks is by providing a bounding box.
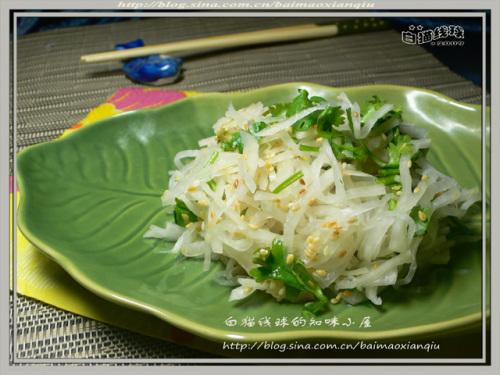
[81,18,390,63]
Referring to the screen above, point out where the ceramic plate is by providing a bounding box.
[17,83,483,342]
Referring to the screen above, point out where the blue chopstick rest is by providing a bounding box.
[114,39,183,84]
[115,38,145,50]
[122,55,183,83]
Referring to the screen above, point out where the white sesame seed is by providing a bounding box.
[308,198,318,206]
[336,249,347,258]
[330,296,341,304]
[198,199,209,207]
[314,269,327,277]
[347,216,358,224]
[418,210,428,222]
[305,248,317,260]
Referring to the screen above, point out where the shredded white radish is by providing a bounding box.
[145,92,480,309]
[257,105,327,136]
[144,222,184,241]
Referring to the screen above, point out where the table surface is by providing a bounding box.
[15,17,483,360]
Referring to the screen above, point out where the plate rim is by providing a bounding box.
[16,82,483,342]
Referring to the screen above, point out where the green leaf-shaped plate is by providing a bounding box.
[17,83,483,342]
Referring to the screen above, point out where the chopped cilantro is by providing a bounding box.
[268,90,343,133]
[376,128,416,189]
[207,179,217,191]
[346,107,354,133]
[316,106,345,132]
[173,198,199,227]
[386,128,414,167]
[329,136,368,163]
[361,95,402,131]
[410,206,432,236]
[388,198,398,211]
[208,151,219,165]
[268,102,288,117]
[272,171,304,194]
[220,132,244,153]
[250,121,268,135]
[249,239,329,316]
[299,144,320,152]
[286,89,315,117]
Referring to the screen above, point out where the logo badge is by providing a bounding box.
[402,24,465,46]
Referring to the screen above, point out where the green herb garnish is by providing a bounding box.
[268,102,288,117]
[270,90,419,192]
[388,198,398,211]
[220,132,244,154]
[361,95,402,131]
[375,128,416,189]
[292,105,344,133]
[386,128,414,167]
[272,170,304,194]
[316,105,345,132]
[346,107,354,134]
[299,144,320,152]
[249,239,329,316]
[286,89,316,116]
[208,151,219,165]
[173,198,200,227]
[207,179,217,191]
[268,90,343,133]
[410,206,432,236]
[250,121,268,135]
[329,136,368,163]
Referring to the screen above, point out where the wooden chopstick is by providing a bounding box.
[80,23,339,63]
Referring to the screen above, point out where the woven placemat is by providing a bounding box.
[17,17,482,150]
[15,294,216,359]
[15,17,483,360]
